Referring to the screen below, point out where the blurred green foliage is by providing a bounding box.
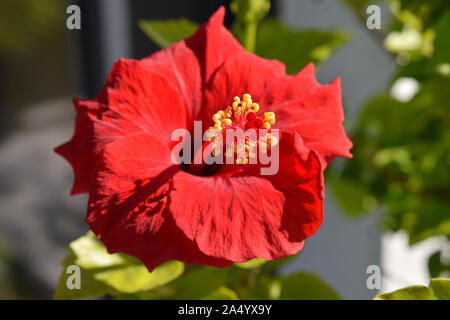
[54,232,185,300]
[253,19,349,74]
[139,19,199,49]
[332,0,450,279]
[139,16,348,74]
[55,232,340,300]
[0,0,62,57]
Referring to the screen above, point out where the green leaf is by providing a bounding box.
[234,258,266,269]
[253,19,349,74]
[94,261,184,294]
[54,232,184,299]
[54,254,107,300]
[136,265,248,300]
[429,10,450,70]
[202,286,239,300]
[374,278,450,300]
[279,273,340,300]
[69,231,129,269]
[170,267,244,300]
[247,275,282,300]
[139,19,199,48]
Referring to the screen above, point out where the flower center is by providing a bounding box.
[207,93,277,165]
[210,93,275,131]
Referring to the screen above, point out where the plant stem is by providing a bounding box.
[243,22,257,52]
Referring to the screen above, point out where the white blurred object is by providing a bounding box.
[381,231,447,293]
[390,77,420,102]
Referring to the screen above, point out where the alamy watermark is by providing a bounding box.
[66,5,81,30]
[66,264,81,290]
[366,265,381,290]
[366,5,381,30]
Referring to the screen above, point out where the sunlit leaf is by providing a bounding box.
[69,231,129,269]
[94,261,184,294]
[202,286,239,300]
[54,232,184,299]
[374,278,450,300]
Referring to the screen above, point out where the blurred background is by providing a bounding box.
[0,0,448,299]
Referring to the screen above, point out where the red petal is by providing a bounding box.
[55,98,99,195]
[55,40,201,194]
[185,7,245,86]
[267,64,353,165]
[142,41,203,122]
[168,131,323,262]
[86,164,233,271]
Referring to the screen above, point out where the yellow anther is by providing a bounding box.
[234,96,241,103]
[212,113,222,123]
[223,118,232,125]
[264,122,271,129]
[213,123,223,130]
[232,101,239,109]
[268,118,276,125]
[250,103,259,112]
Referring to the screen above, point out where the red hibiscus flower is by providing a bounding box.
[55,7,352,271]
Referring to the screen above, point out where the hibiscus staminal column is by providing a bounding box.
[207,93,278,165]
